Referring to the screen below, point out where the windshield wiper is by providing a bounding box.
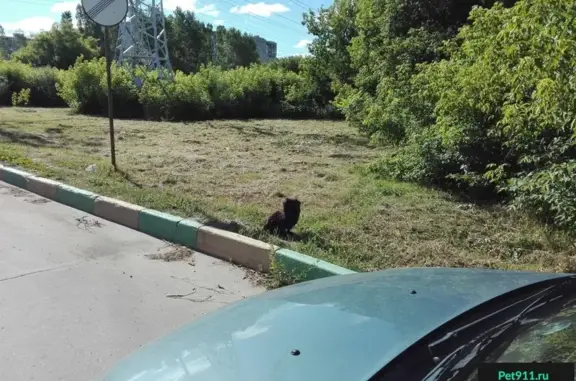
[422,279,574,381]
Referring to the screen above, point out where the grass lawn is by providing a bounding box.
[1,107,575,274]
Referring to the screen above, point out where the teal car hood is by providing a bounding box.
[103,268,569,381]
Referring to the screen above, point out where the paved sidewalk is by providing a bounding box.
[0,181,264,381]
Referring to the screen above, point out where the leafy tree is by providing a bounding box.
[12,19,98,69]
[376,0,576,227]
[165,8,213,73]
[302,0,358,89]
[302,0,519,142]
[266,56,304,73]
[214,26,259,70]
[61,11,73,25]
[0,24,6,59]
[298,3,359,116]
[66,5,258,73]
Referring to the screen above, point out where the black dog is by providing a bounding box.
[264,198,301,236]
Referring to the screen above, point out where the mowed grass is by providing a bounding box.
[1,107,575,273]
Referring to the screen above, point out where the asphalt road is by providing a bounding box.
[0,181,265,381]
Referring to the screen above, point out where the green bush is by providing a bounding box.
[0,61,65,107]
[139,69,212,120]
[372,0,576,228]
[324,0,517,146]
[57,57,141,118]
[57,58,332,120]
[1,57,335,120]
[508,162,576,230]
[11,88,31,106]
[414,0,576,185]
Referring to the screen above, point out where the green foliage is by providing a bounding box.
[301,0,576,231]
[303,0,358,88]
[507,162,576,230]
[138,69,212,120]
[165,9,214,73]
[0,60,65,107]
[0,24,6,59]
[365,0,576,228]
[11,88,31,106]
[212,26,260,70]
[56,58,331,120]
[265,56,340,118]
[415,0,576,183]
[56,57,141,117]
[60,11,73,24]
[12,18,99,70]
[336,0,517,143]
[266,56,305,73]
[72,6,261,73]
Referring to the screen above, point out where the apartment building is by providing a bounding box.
[253,35,277,63]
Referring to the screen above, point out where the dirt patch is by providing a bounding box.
[146,244,195,265]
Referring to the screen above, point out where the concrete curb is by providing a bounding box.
[138,209,182,241]
[197,226,276,272]
[1,166,31,188]
[174,219,203,249]
[275,248,357,281]
[0,165,357,281]
[56,184,99,214]
[27,176,62,200]
[94,196,143,229]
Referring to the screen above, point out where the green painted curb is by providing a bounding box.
[0,167,31,188]
[55,184,98,213]
[275,248,357,281]
[174,219,203,249]
[138,209,182,241]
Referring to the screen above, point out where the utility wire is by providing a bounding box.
[289,0,311,11]
[218,0,306,30]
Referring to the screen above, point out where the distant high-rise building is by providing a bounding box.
[0,34,30,57]
[253,35,277,63]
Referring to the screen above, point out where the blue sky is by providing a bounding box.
[1,0,331,56]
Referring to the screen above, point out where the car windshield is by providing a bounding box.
[464,298,576,381]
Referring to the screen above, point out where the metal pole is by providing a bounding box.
[104,27,117,169]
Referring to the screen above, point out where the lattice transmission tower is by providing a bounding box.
[115,0,173,86]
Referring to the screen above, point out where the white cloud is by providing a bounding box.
[294,39,311,48]
[1,1,78,35]
[213,19,225,26]
[163,0,198,11]
[50,1,80,14]
[197,4,220,17]
[230,2,289,17]
[1,17,55,35]
[163,0,219,16]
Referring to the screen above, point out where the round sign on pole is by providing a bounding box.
[81,0,128,27]
[81,0,126,170]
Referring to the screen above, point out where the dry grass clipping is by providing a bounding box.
[146,243,195,265]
